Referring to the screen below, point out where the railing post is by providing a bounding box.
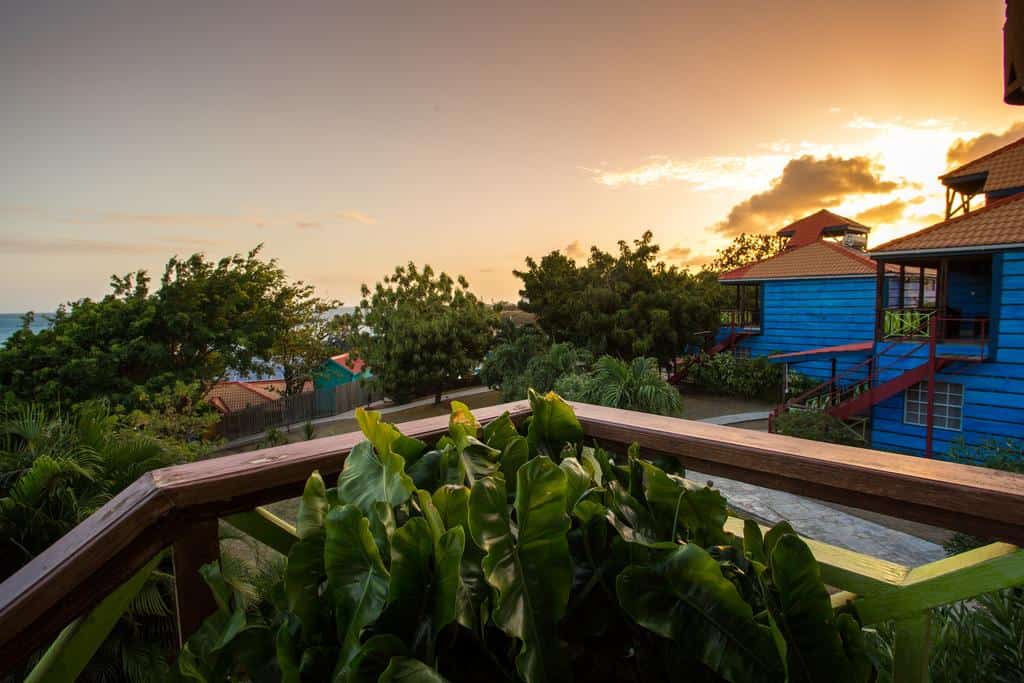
[171,518,220,648]
[893,612,932,682]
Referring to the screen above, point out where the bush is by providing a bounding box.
[689,352,783,401]
[771,410,866,447]
[180,391,874,682]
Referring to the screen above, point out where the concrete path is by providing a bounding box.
[701,410,771,425]
[695,414,946,567]
[222,385,493,450]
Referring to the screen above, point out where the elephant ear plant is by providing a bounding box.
[178,390,873,682]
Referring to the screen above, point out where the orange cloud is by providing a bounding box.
[563,240,585,258]
[854,196,926,225]
[714,155,904,236]
[947,122,1024,166]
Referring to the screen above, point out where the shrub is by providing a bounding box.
[689,352,783,401]
[576,355,683,416]
[180,391,873,682]
[772,410,866,447]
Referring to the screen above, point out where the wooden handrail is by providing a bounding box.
[4,399,1024,671]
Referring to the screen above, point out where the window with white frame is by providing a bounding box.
[904,381,963,431]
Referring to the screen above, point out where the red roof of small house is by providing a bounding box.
[941,135,1024,194]
[871,191,1024,255]
[719,240,887,282]
[206,379,313,414]
[331,353,366,374]
[776,209,871,248]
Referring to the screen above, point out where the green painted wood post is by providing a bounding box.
[24,554,163,683]
[893,612,931,683]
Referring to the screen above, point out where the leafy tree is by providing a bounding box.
[347,263,497,404]
[267,292,345,396]
[569,355,683,416]
[479,321,551,401]
[709,233,788,273]
[515,232,720,372]
[0,247,310,409]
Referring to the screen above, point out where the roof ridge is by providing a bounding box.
[818,239,878,268]
[941,134,1024,180]
[871,191,1024,253]
[719,240,876,281]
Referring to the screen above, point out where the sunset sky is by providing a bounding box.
[2,1,1023,311]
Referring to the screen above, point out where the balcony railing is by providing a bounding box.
[720,308,761,328]
[883,308,936,338]
[2,401,1024,681]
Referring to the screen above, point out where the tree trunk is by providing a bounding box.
[434,386,443,405]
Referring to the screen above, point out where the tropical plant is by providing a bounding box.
[180,391,873,682]
[303,421,316,441]
[346,263,497,404]
[771,411,866,447]
[0,401,183,681]
[479,322,552,401]
[567,355,682,417]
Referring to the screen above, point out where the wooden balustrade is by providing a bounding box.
[3,400,1024,681]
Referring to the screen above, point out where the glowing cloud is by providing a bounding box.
[947,122,1024,166]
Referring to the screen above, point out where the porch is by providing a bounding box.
[3,402,1024,681]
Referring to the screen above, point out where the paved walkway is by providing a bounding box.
[695,414,946,567]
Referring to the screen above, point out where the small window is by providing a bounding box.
[904,382,964,431]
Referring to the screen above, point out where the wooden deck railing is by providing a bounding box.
[3,401,1024,681]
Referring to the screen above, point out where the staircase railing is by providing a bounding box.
[4,402,1024,682]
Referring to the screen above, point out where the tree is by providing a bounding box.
[0,247,313,409]
[480,321,552,401]
[267,292,344,396]
[515,232,720,372]
[346,263,497,404]
[708,233,788,272]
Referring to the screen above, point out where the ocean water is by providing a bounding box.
[0,313,52,346]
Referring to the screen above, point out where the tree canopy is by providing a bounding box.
[346,263,497,404]
[0,247,329,408]
[514,232,721,370]
[708,233,788,273]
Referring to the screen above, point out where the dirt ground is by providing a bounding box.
[677,390,775,420]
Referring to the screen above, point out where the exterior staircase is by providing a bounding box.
[669,329,752,384]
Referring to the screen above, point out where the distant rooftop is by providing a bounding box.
[776,209,871,248]
[872,190,1024,255]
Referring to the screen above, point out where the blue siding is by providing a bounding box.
[724,276,876,382]
[870,249,1024,460]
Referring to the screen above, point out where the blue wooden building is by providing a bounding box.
[716,210,883,384]
[771,136,1024,460]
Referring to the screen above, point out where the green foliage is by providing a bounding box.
[515,232,722,371]
[182,392,873,682]
[0,402,183,681]
[570,356,682,417]
[346,263,497,404]
[771,411,866,447]
[263,428,287,448]
[303,421,316,441]
[481,331,592,402]
[0,247,310,409]
[690,353,783,401]
[709,234,788,273]
[269,292,346,396]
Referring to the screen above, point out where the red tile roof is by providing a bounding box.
[776,209,871,248]
[871,191,1024,254]
[941,135,1024,193]
[719,240,885,282]
[331,353,366,374]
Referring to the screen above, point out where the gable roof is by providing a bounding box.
[719,240,884,282]
[941,135,1024,194]
[776,209,871,248]
[330,353,366,375]
[871,190,1024,255]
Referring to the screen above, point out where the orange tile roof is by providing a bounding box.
[719,240,883,281]
[776,209,871,247]
[871,191,1024,254]
[331,352,366,374]
[941,135,1024,193]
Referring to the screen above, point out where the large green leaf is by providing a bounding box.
[432,485,489,632]
[768,533,871,683]
[468,457,572,683]
[605,480,670,548]
[296,470,329,539]
[481,411,520,451]
[324,505,390,678]
[500,436,529,494]
[379,516,465,656]
[285,481,328,644]
[338,440,415,516]
[356,407,426,462]
[378,657,449,682]
[560,456,595,513]
[617,543,785,683]
[526,389,583,460]
[634,458,729,546]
